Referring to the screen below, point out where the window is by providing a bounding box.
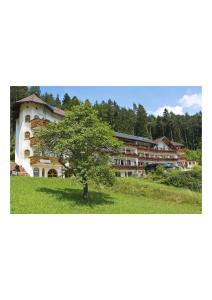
[48,169,57,177]
[25,131,30,139]
[42,168,45,177]
[34,115,40,119]
[24,150,30,158]
[25,115,30,123]
[33,168,39,177]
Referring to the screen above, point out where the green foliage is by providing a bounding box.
[134,104,149,137]
[35,103,123,195]
[10,134,15,161]
[10,86,29,132]
[186,149,202,164]
[155,165,165,176]
[28,86,41,96]
[154,168,202,192]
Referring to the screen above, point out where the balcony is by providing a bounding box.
[112,165,143,170]
[30,156,60,165]
[31,118,49,129]
[30,137,37,146]
[122,151,138,157]
[138,157,178,161]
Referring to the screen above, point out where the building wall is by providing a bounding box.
[15,103,63,177]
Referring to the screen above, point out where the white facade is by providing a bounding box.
[15,102,63,177]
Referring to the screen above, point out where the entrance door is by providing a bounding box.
[48,169,57,177]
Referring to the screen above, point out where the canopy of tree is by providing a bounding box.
[35,103,122,198]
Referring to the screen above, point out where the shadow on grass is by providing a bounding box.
[37,187,114,207]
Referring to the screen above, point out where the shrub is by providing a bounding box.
[159,168,202,192]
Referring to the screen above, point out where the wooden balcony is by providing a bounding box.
[138,157,178,161]
[30,137,37,146]
[138,147,175,153]
[31,118,49,129]
[122,152,138,157]
[112,165,144,170]
[30,156,60,165]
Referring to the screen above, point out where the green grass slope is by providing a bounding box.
[10,177,202,214]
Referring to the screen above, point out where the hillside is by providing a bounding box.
[11,177,202,214]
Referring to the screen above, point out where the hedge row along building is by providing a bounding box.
[13,94,194,177]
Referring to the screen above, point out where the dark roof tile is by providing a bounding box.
[115,132,156,144]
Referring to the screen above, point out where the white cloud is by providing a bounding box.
[152,93,202,116]
[153,105,184,116]
[179,93,202,108]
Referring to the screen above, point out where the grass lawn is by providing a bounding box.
[10,177,202,214]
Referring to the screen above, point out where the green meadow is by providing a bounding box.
[10,177,202,214]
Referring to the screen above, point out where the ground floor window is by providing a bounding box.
[48,169,58,177]
[42,168,45,177]
[33,167,39,177]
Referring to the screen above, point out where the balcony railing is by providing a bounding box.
[122,144,176,153]
[112,165,144,170]
[122,152,138,157]
[30,137,37,146]
[30,156,60,165]
[138,157,178,161]
[31,118,49,129]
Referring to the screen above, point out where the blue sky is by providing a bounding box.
[40,86,202,116]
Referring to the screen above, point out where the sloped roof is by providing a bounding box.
[154,136,167,143]
[16,94,47,105]
[154,136,184,148]
[171,141,184,147]
[16,94,65,116]
[115,132,156,144]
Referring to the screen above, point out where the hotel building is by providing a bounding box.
[13,94,191,177]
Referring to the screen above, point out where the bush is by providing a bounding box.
[146,166,202,192]
[159,168,202,192]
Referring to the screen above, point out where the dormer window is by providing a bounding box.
[25,115,31,123]
[25,131,30,139]
[24,150,30,158]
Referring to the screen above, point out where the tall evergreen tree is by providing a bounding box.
[55,94,62,108]
[134,104,148,137]
[28,86,41,96]
[62,93,71,110]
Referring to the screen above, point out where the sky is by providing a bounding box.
[40,86,202,116]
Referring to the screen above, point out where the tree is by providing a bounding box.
[55,94,62,108]
[186,149,202,164]
[41,92,55,106]
[35,103,122,198]
[28,86,41,96]
[62,93,71,110]
[10,86,29,129]
[70,96,80,107]
[134,104,148,137]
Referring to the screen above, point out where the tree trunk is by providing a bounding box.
[83,183,89,199]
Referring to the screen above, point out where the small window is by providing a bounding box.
[34,115,40,119]
[25,115,31,123]
[24,150,30,158]
[42,168,45,177]
[33,168,39,177]
[25,131,30,139]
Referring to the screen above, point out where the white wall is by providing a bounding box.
[15,102,63,176]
